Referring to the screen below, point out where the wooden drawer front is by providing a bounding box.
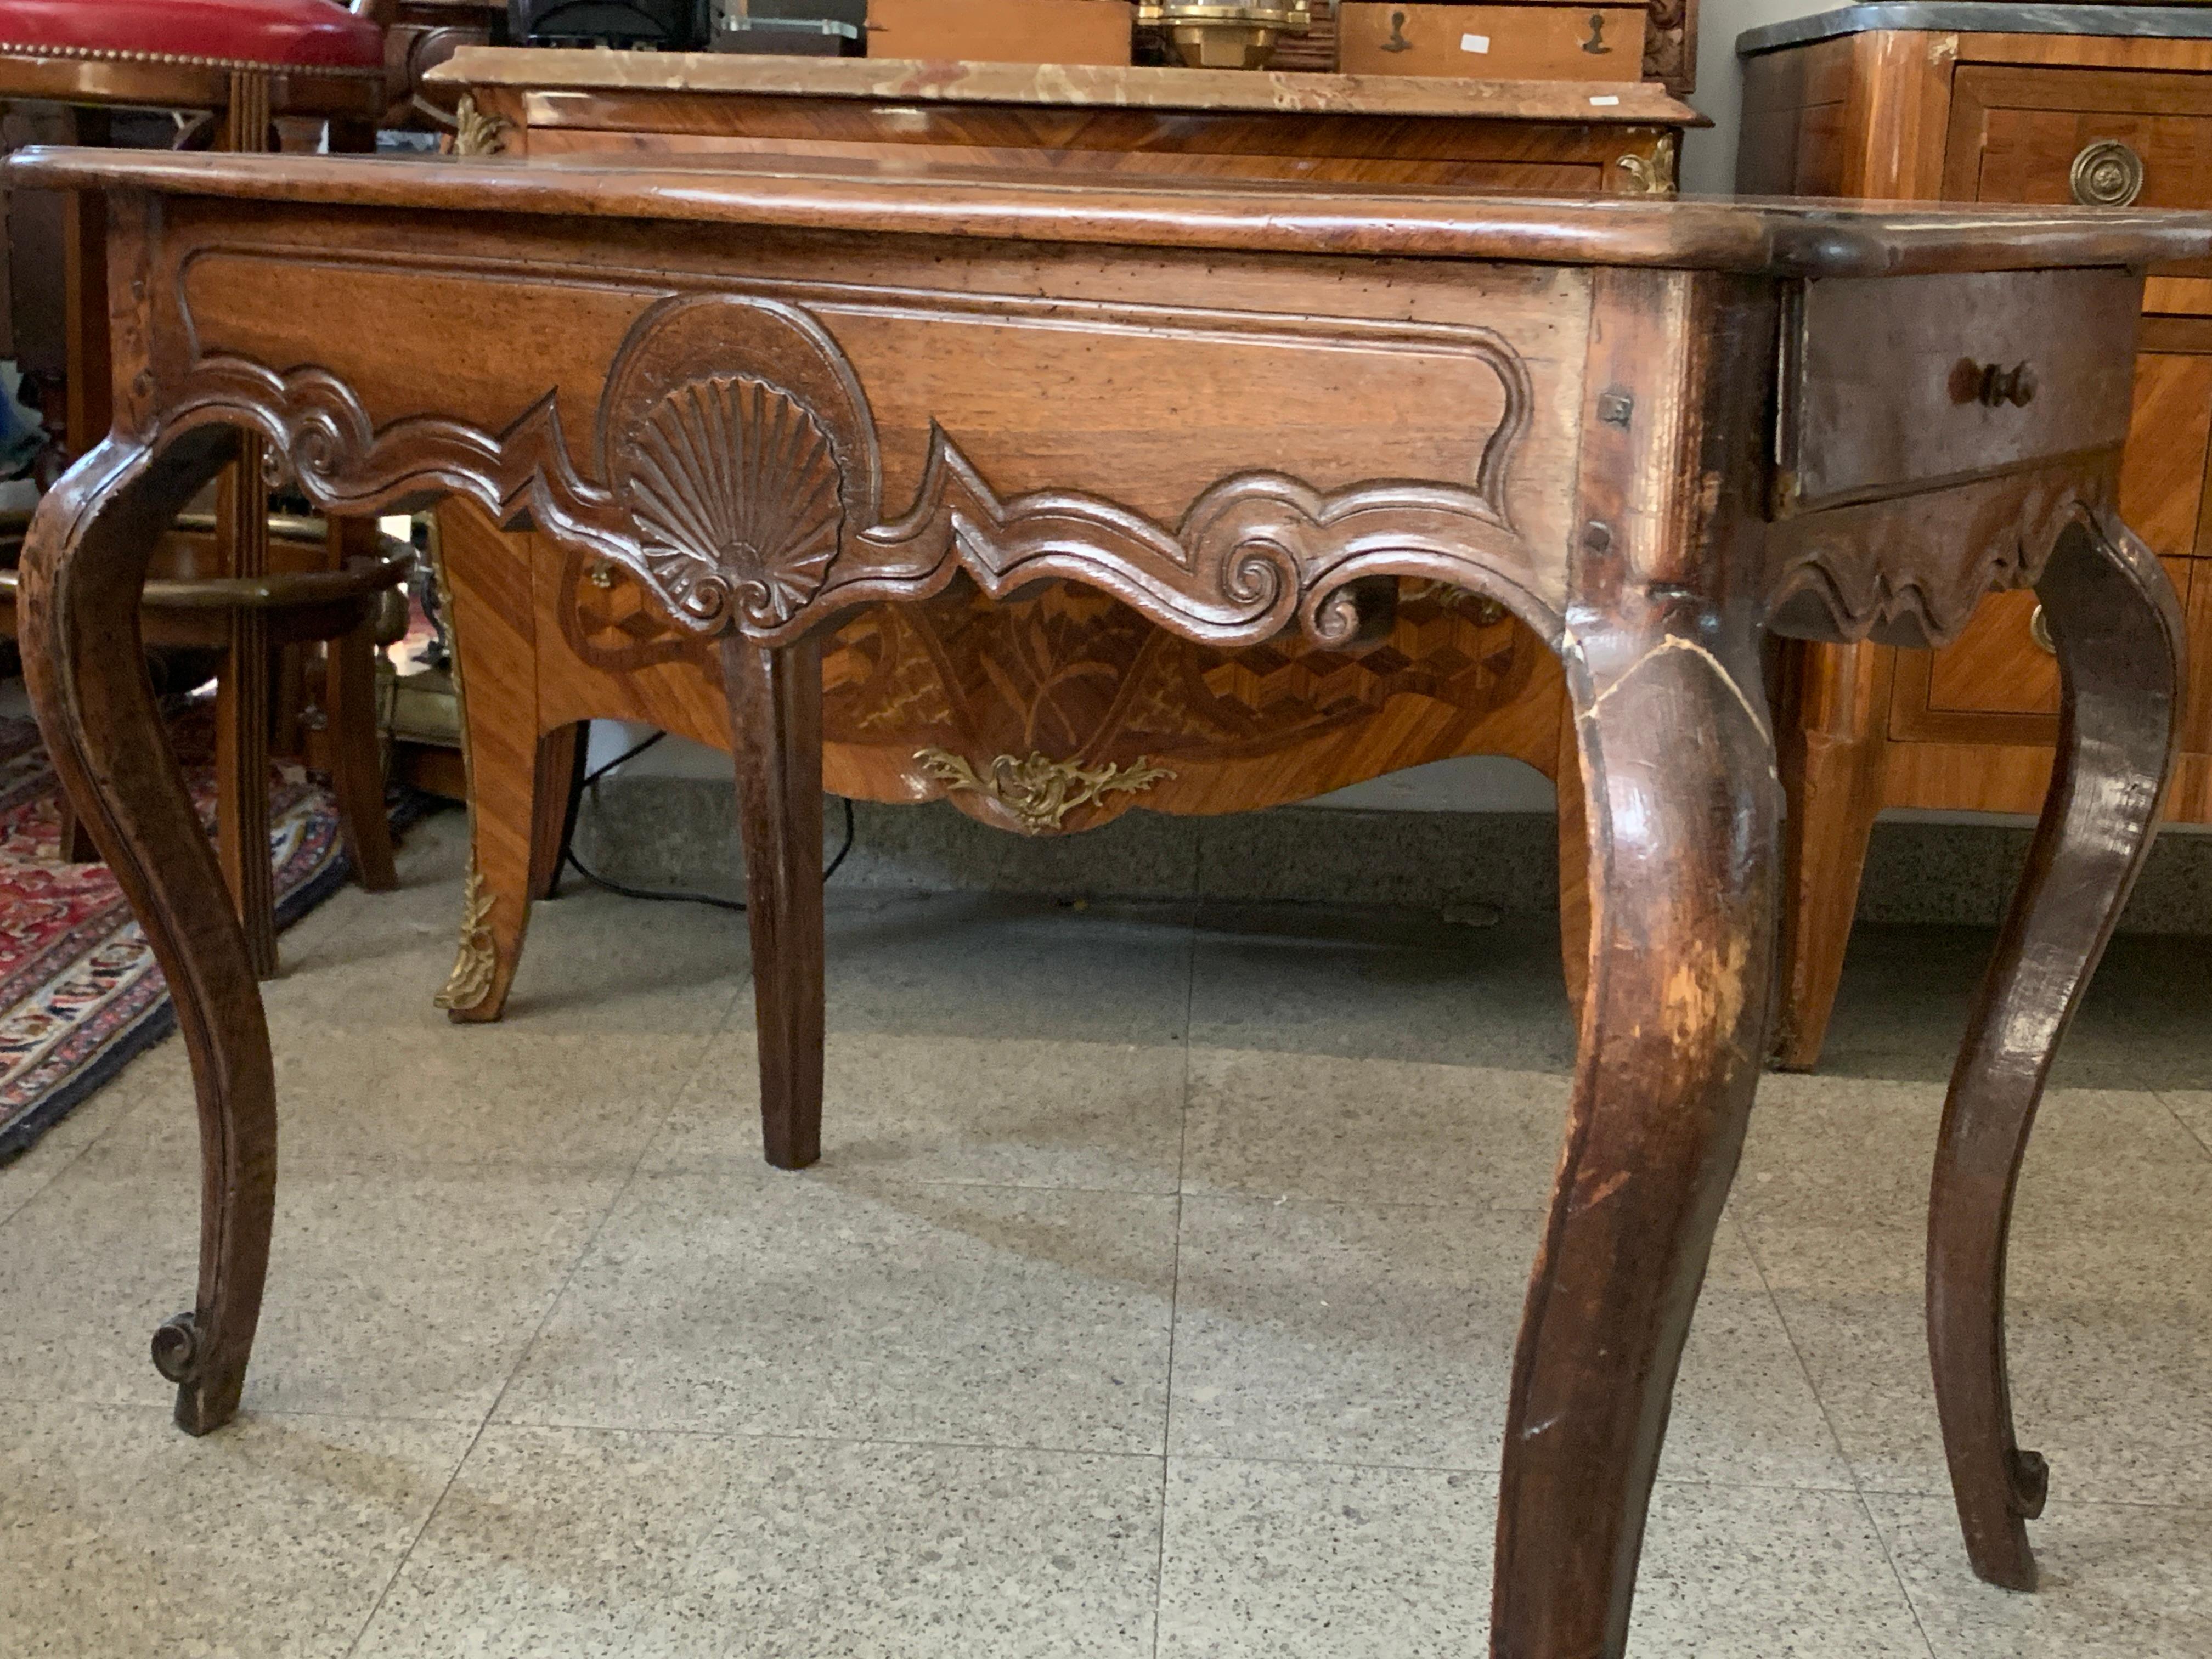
[1782,268,2140,511]
[1337,4,1645,81]
[1897,343,2211,738]
[1945,65,2212,303]
[1899,557,2192,735]
[2117,347,2212,557]
[1948,66,2212,211]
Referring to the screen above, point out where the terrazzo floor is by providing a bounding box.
[3,809,2209,1657]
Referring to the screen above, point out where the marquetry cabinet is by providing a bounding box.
[419,44,1701,1023]
[1737,8,2212,1068]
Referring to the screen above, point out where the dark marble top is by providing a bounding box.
[1738,3,2212,56]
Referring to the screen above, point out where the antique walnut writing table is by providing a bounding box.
[10,145,2205,1655]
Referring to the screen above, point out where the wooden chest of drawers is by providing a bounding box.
[1739,8,2212,1067]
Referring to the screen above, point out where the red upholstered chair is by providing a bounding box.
[0,0,402,977]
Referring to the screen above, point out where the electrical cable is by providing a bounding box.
[559,726,857,912]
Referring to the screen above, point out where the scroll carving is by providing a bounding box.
[157,291,1558,657]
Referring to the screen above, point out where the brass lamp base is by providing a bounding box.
[1136,1,1311,70]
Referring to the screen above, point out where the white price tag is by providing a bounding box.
[1460,32,1490,52]
[1589,94,1622,106]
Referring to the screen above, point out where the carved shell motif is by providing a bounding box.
[628,374,844,629]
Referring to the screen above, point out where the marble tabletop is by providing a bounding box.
[1739,3,2212,56]
[428,45,1705,124]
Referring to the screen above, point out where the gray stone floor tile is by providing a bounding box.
[0,1150,626,1421]
[1187,906,1578,1071]
[1812,924,2212,1092]
[0,1402,474,1659]
[104,1023,711,1172]
[1870,1493,2212,1658]
[1169,1199,1847,1488]
[0,1046,150,1227]
[1181,1047,1565,1206]
[7,866,2207,1653]
[279,811,751,1039]
[495,1167,1177,1453]
[649,1030,1186,1191]
[351,1425,1163,1659]
[823,891,1195,1047]
[1741,1086,2212,1504]
[1156,1460,1929,1657]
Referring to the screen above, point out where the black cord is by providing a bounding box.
[560,727,858,911]
[825,794,857,882]
[582,729,667,788]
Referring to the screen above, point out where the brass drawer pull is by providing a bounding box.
[1951,358,2039,408]
[2030,603,2055,654]
[2070,138,2145,207]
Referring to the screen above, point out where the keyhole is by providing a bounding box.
[1381,9,1410,49]
[1582,12,1610,53]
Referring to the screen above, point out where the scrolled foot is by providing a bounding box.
[150,1310,200,1383]
[2010,1448,2050,1519]
[154,1310,248,1436]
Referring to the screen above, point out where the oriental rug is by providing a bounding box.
[0,703,383,1164]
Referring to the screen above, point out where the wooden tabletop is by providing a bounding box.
[15,146,2212,276]
[425,45,1707,126]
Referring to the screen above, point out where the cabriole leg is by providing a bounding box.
[723,634,825,1171]
[21,427,275,1436]
[1928,509,2183,1590]
[1493,610,1780,1658]
[433,502,550,1024]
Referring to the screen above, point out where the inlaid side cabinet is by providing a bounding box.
[423,49,1701,1023]
[1739,10,2212,1067]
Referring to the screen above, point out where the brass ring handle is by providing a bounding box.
[2071,138,2146,207]
[2030,603,2055,655]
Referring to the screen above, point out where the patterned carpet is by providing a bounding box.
[0,704,369,1163]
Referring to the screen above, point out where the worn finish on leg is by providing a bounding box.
[1499,614,1779,1657]
[1493,266,1780,1659]
[1928,509,2184,1592]
[21,427,274,1436]
[1554,710,1590,1014]
[724,634,825,1171]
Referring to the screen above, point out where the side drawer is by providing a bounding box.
[1894,557,2192,738]
[1780,268,2141,512]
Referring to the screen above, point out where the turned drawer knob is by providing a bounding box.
[2030,603,2055,655]
[1951,358,2039,408]
[2070,138,2146,207]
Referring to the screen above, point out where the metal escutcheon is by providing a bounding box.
[2070,138,2146,207]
